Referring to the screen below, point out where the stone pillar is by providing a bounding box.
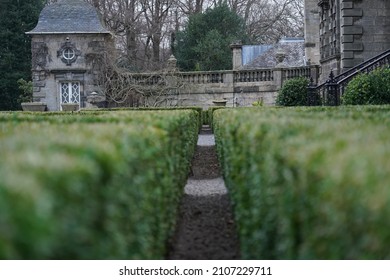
[310,65,320,84]
[340,0,364,71]
[304,0,320,65]
[342,0,390,69]
[230,43,242,70]
[273,68,284,90]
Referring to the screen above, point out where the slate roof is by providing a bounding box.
[242,39,306,69]
[242,45,273,65]
[27,0,110,34]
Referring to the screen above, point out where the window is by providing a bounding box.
[61,82,80,105]
[62,48,75,62]
[57,42,80,66]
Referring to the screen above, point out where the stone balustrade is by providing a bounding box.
[129,66,316,85]
[125,65,319,108]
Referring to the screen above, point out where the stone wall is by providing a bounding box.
[340,0,362,70]
[340,0,390,71]
[319,58,340,83]
[304,0,321,65]
[138,66,318,108]
[177,81,277,108]
[354,0,390,60]
[316,0,390,82]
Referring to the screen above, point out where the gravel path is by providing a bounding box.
[167,125,240,260]
[197,134,216,146]
[184,178,227,196]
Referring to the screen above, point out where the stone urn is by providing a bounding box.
[275,50,286,66]
[212,99,228,107]
[21,102,47,111]
[61,103,80,111]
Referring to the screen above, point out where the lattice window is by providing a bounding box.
[319,0,340,60]
[61,82,80,105]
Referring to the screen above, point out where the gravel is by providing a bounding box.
[197,134,215,146]
[184,178,228,196]
[167,125,240,260]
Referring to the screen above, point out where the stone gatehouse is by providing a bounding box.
[26,0,113,111]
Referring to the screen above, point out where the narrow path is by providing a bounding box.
[167,125,240,260]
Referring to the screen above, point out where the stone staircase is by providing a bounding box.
[310,48,390,105]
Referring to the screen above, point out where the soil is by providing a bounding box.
[167,125,240,260]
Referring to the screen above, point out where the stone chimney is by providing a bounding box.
[230,42,243,70]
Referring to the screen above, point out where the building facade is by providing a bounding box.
[26,0,113,111]
[305,0,390,82]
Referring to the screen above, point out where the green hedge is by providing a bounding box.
[276,77,311,106]
[0,110,198,259]
[342,67,390,105]
[201,107,225,127]
[213,106,390,259]
[90,106,203,131]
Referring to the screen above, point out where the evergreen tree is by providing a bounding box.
[174,3,248,71]
[0,0,44,110]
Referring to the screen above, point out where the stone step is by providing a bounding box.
[200,125,213,135]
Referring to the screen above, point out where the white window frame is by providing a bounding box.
[60,81,80,107]
[62,48,76,61]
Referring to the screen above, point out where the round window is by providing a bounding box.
[62,48,75,61]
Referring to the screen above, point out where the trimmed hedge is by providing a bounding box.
[90,106,203,131]
[342,67,390,105]
[276,77,311,106]
[201,106,225,126]
[0,110,198,259]
[213,106,390,259]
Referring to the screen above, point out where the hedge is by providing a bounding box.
[201,106,225,126]
[342,67,390,105]
[275,77,311,106]
[0,110,199,259]
[213,106,390,259]
[89,106,204,131]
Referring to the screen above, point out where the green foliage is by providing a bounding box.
[97,106,203,133]
[342,67,390,105]
[252,98,264,107]
[17,78,33,103]
[213,106,390,259]
[0,0,44,110]
[174,4,248,71]
[201,107,225,126]
[0,110,199,259]
[276,77,310,106]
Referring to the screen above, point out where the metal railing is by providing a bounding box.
[308,48,390,106]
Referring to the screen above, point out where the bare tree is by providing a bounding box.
[139,0,175,69]
[45,0,304,70]
[86,0,145,70]
[241,0,304,44]
[176,0,205,15]
[90,46,188,107]
[105,70,187,107]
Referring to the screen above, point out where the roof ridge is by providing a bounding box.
[26,0,111,35]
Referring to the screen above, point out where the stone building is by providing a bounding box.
[26,0,113,111]
[304,0,390,82]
